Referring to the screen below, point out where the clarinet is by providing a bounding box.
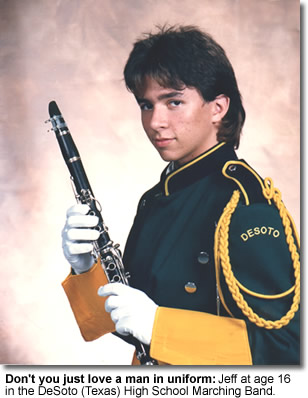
[47,100,157,365]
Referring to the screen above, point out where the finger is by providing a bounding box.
[104,294,132,313]
[104,295,121,313]
[66,204,91,217]
[67,228,100,241]
[109,306,129,323]
[65,242,94,255]
[98,283,133,298]
[115,317,132,336]
[67,214,99,228]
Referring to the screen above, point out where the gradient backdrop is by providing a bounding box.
[0,0,300,364]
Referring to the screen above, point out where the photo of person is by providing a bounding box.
[0,0,300,366]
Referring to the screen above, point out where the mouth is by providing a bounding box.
[154,138,175,148]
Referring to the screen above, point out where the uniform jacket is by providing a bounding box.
[62,142,300,365]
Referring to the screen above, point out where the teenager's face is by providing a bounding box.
[136,77,224,166]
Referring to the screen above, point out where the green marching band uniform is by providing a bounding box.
[62,142,300,365]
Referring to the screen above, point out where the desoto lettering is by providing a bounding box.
[38,386,78,395]
[241,226,280,241]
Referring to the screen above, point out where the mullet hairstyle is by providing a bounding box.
[124,25,245,148]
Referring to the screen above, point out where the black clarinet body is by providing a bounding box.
[47,101,157,365]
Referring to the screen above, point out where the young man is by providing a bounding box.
[61,26,300,365]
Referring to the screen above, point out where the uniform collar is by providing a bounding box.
[160,142,238,196]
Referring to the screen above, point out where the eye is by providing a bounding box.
[168,100,182,108]
[139,102,153,111]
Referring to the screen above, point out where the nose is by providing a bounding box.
[148,106,168,131]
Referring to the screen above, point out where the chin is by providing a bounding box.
[159,154,177,163]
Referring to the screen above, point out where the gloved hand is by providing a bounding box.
[62,203,100,274]
[97,283,158,345]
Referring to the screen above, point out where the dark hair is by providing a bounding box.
[124,25,245,148]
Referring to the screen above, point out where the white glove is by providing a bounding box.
[62,203,100,274]
[98,283,158,345]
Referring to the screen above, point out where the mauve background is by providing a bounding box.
[0,0,299,364]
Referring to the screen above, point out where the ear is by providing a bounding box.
[211,94,230,123]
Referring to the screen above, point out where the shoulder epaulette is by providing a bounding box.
[215,163,300,329]
[222,160,269,205]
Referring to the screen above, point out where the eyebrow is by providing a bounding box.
[136,91,184,103]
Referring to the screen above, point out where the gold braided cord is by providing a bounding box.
[214,203,235,318]
[215,180,300,329]
[235,278,294,300]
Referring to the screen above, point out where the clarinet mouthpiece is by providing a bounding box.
[49,100,61,118]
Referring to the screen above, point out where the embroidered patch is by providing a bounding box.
[240,226,280,241]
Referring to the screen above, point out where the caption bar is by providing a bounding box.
[1,370,298,397]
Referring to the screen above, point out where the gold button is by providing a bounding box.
[185,282,197,293]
